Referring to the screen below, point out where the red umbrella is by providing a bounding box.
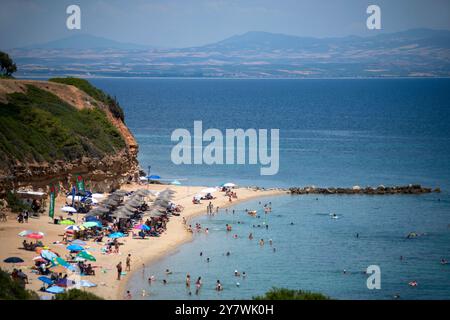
[27,233,44,240]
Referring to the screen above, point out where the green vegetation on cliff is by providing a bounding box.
[49,77,124,121]
[0,83,126,167]
[253,287,330,300]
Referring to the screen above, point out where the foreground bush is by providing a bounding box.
[253,287,330,300]
[55,288,103,300]
[0,268,38,300]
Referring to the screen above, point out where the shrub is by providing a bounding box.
[55,288,103,300]
[0,268,39,300]
[253,287,330,300]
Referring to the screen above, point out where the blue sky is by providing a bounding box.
[1,0,450,48]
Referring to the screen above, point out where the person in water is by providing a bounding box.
[186,274,191,287]
[259,239,264,246]
[216,280,223,291]
[249,232,253,240]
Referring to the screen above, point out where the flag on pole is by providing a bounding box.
[49,184,56,219]
[71,186,76,207]
[76,174,85,192]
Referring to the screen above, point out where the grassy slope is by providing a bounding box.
[0,83,126,167]
[49,77,124,120]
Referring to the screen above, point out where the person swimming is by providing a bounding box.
[249,232,253,240]
[234,270,240,277]
[215,280,223,291]
[259,239,265,246]
[165,269,172,275]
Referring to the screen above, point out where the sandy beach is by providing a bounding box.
[0,184,285,299]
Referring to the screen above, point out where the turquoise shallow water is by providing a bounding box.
[89,78,450,299]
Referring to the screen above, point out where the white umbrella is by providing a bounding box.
[201,187,217,194]
[222,183,236,187]
[91,193,105,199]
[61,206,77,213]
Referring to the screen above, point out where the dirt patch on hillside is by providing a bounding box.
[0,79,96,109]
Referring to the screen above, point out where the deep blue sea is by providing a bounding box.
[91,78,450,299]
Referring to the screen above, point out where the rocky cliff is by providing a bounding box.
[0,78,139,193]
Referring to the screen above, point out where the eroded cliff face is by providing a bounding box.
[0,79,139,193]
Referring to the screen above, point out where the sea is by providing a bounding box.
[89,78,450,300]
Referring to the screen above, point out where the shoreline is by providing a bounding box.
[116,186,286,299]
[0,183,285,300]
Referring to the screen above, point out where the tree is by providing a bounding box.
[0,51,17,77]
[253,287,330,300]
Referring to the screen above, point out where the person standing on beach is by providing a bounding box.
[126,254,131,271]
[116,261,122,280]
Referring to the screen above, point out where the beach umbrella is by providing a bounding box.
[85,216,101,223]
[55,256,70,266]
[59,219,75,225]
[26,232,44,240]
[40,250,58,261]
[38,276,54,285]
[77,251,96,262]
[33,256,47,263]
[80,280,97,288]
[82,221,101,228]
[134,224,150,231]
[64,225,80,232]
[113,190,128,195]
[3,257,24,263]
[111,211,129,219]
[127,201,141,208]
[66,244,84,252]
[55,278,75,288]
[108,232,125,239]
[61,206,77,213]
[46,286,65,294]
[18,230,34,237]
[201,187,217,194]
[71,239,86,246]
[147,175,161,180]
[222,182,236,187]
[49,265,66,273]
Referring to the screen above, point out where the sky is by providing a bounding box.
[1,0,450,48]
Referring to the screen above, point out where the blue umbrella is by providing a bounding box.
[46,286,65,294]
[71,239,86,246]
[3,257,24,263]
[80,280,97,287]
[147,175,161,180]
[171,180,181,185]
[40,250,58,261]
[108,232,125,238]
[85,216,100,222]
[38,276,54,285]
[66,244,84,251]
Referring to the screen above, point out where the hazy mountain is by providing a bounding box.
[23,34,149,50]
[9,29,450,78]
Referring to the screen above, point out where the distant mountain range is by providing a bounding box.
[7,29,450,78]
[23,34,150,50]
